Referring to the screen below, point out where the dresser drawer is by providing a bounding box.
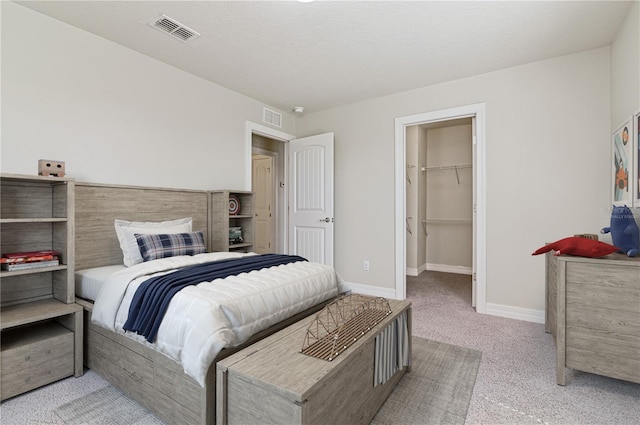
[1,321,74,400]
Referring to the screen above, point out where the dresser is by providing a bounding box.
[545,252,640,385]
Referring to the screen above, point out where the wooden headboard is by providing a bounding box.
[75,182,209,270]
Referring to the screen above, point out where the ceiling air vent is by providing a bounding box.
[149,14,200,43]
[263,107,282,128]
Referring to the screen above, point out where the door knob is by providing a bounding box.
[319,217,331,222]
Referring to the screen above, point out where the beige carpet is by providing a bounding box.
[53,337,480,425]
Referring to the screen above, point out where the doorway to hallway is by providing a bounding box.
[246,122,335,266]
[252,135,284,254]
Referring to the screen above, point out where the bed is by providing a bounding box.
[74,182,340,425]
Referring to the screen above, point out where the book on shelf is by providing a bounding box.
[0,250,60,264]
[2,259,60,271]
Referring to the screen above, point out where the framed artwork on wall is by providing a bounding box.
[612,118,633,206]
[634,110,640,206]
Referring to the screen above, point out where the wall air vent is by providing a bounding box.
[263,107,282,128]
[149,14,200,43]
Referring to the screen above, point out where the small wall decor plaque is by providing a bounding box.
[38,159,65,177]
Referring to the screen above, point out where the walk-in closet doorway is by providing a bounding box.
[405,118,474,306]
[395,104,487,314]
[406,118,473,274]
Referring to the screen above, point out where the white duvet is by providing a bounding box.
[91,252,339,386]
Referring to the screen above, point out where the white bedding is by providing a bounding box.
[91,252,339,386]
[75,265,127,301]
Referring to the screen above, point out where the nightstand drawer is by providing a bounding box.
[1,321,74,400]
[1,353,74,400]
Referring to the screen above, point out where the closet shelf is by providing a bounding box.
[424,163,471,184]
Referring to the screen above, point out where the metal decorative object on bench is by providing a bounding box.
[300,294,392,361]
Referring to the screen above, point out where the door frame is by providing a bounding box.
[245,121,296,252]
[394,103,487,314]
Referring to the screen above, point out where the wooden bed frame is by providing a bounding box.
[74,182,333,425]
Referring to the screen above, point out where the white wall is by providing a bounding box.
[417,126,427,273]
[405,125,428,276]
[0,1,623,316]
[611,0,640,129]
[296,47,611,313]
[610,0,640,239]
[405,126,420,272]
[1,2,294,190]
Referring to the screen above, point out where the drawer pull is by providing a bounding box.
[124,367,143,382]
[24,355,31,361]
[25,377,31,383]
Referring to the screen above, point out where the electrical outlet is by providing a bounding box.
[363,260,370,271]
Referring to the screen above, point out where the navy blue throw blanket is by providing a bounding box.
[123,254,307,342]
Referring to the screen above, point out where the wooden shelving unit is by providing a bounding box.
[0,173,83,401]
[209,190,255,252]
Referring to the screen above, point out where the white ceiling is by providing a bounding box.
[17,0,633,114]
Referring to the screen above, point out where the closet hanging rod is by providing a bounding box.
[423,163,472,171]
[422,219,472,224]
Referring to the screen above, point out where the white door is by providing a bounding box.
[252,155,275,254]
[288,133,334,266]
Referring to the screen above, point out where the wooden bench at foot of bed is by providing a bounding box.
[217,298,412,425]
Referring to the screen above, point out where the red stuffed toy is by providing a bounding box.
[532,237,619,258]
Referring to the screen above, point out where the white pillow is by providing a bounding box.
[114,217,192,266]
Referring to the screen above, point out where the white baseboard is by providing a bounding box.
[339,281,397,299]
[486,302,545,324]
[405,263,426,277]
[426,263,473,275]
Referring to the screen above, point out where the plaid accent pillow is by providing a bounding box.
[134,231,206,262]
